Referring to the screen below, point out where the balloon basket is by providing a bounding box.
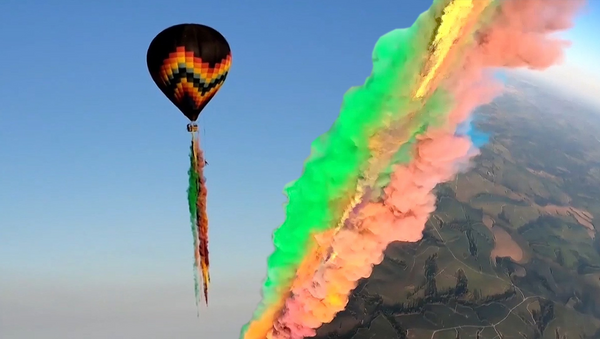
[187,123,199,133]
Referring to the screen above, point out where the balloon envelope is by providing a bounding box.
[147,23,231,122]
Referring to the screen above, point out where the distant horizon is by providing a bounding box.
[512,69,600,111]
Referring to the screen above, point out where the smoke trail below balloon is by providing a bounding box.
[187,134,210,307]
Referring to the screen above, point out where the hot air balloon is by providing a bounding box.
[147,23,232,308]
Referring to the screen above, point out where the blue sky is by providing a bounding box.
[0,1,598,338]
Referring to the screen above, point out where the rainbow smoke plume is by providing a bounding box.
[241,0,585,338]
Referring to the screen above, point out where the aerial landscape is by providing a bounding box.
[314,77,600,339]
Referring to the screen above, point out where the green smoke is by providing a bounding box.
[187,142,201,308]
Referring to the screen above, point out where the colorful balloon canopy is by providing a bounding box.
[146,23,232,122]
[146,23,232,308]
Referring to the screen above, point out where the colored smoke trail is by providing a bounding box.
[265,0,584,337]
[187,134,210,307]
[242,0,584,337]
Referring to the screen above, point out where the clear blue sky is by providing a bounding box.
[0,1,598,338]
